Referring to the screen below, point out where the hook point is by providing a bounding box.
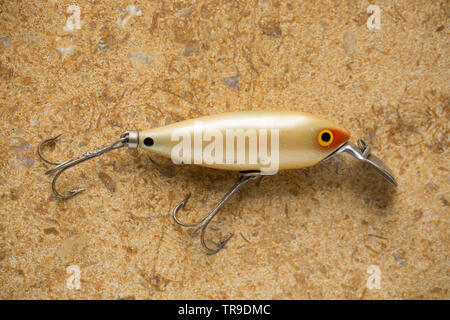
[69,188,86,198]
[181,192,191,206]
[203,232,234,255]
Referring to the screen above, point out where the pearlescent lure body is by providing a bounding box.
[138,111,350,172]
[39,111,396,254]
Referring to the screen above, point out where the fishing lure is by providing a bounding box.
[38,111,397,254]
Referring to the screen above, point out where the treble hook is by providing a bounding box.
[173,172,260,254]
[38,131,138,199]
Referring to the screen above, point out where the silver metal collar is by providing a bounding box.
[121,130,139,149]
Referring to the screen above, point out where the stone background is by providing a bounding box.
[0,0,448,299]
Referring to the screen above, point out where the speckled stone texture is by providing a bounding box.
[0,0,448,299]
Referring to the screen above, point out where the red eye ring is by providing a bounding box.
[317,128,350,149]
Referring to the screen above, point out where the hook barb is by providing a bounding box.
[173,173,259,254]
[38,132,134,199]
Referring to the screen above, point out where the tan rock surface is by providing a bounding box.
[0,0,448,299]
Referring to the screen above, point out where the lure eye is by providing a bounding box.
[144,137,154,147]
[318,129,334,147]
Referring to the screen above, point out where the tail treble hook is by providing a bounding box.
[38,131,139,199]
[172,172,260,254]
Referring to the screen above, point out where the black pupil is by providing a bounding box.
[321,132,331,142]
[144,137,154,147]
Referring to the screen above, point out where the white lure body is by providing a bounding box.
[139,111,350,172]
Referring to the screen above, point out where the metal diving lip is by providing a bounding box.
[323,139,398,187]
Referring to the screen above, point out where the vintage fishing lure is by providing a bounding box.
[38,111,397,254]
